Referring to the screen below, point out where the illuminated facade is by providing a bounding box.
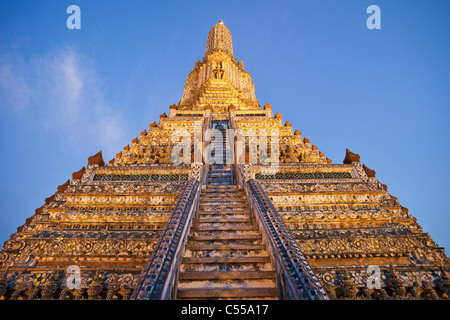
[0,20,448,300]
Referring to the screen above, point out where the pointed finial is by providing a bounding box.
[72,167,85,180]
[363,164,376,177]
[205,19,233,56]
[57,180,70,193]
[88,150,105,167]
[343,149,360,164]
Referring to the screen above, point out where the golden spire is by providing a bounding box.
[205,19,234,57]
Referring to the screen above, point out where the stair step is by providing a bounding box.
[204,189,240,193]
[208,170,231,174]
[203,190,240,194]
[191,231,261,239]
[192,225,258,231]
[198,215,248,219]
[176,177,278,301]
[181,256,270,264]
[200,201,246,206]
[208,172,232,176]
[198,210,248,215]
[205,185,237,188]
[208,175,231,179]
[196,217,248,221]
[207,181,232,184]
[208,182,232,185]
[177,279,277,290]
[201,194,244,198]
[201,197,245,201]
[200,197,244,200]
[177,278,277,289]
[200,197,246,201]
[202,192,242,196]
[196,217,249,223]
[186,244,266,250]
[208,182,232,186]
[198,206,247,210]
[199,210,248,214]
[189,234,261,241]
[177,288,278,299]
[202,190,242,193]
[179,271,275,280]
[200,204,248,209]
[204,185,239,189]
[200,196,245,201]
[207,181,233,184]
[195,217,249,222]
[197,215,248,220]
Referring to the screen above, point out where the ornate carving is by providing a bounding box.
[338,269,358,300]
[387,265,406,297]
[247,179,329,300]
[0,20,446,302]
[87,271,104,300]
[243,164,252,181]
[41,270,59,300]
[131,178,200,300]
[190,162,203,181]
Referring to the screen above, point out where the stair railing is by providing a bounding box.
[238,165,330,300]
[130,164,207,300]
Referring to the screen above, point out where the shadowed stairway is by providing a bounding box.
[176,124,278,300]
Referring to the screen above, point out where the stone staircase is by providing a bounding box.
[206,121,234,185]
[207,165,233,185]
[176,181,279,300]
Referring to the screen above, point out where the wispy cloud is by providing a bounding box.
[0,46,128,159]
[0,55,33,111]
[35,47,84,122]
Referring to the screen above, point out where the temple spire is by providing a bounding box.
[205,19,234,57]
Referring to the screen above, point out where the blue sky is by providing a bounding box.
[0,0,449,253]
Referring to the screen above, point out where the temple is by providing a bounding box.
[0,20,448,300]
